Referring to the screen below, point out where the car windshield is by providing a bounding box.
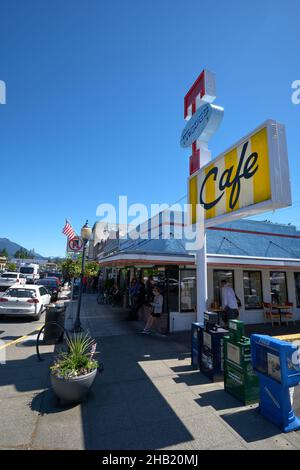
[1,273,17,278]
[6,289,36,298]
[20,267,34,274]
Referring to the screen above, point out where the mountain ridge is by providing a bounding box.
[0,237,44,258]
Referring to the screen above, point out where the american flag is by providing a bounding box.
[62,220,76,239]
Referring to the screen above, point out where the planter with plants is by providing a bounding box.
[50,333,101,405]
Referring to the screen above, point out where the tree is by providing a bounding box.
[6,262,17,272]
[84,261,99,278]
[61,258,81,281]
[61,258,99,280]
[14,248,29,259]
[0,248,8,258]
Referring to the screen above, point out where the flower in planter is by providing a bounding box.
[50,333,100,379]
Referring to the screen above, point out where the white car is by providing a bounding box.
[0,285,51,320]
[0,272,27,292]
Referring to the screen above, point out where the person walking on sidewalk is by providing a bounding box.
[221,279,239,326]
[141,287,164,335]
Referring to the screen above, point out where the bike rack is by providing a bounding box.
[36,321,71,362]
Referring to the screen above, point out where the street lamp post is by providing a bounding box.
[73,220,92,332]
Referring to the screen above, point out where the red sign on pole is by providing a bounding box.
[68,237,83,252]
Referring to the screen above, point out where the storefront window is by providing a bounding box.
[142,267,179,313]
[294,273,300,308]
[243,271,262,309]
[270,271,288,305]
[213,270,234,307]
[167,267,179,312]
[180,269,196,312]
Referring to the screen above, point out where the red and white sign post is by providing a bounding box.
[183,69,222,324]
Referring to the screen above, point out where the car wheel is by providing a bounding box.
[33,306,43,321]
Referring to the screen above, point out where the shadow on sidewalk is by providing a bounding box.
[221,408,279,443]
[0,352,53,394]
[78,333,197,450]
[30,388,78,415]
[195,388,246,411]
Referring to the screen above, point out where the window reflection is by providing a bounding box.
[270,271,287,305]
[180,270,196,312]
[243,271,262,309]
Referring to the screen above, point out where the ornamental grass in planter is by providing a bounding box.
[50,333,100,405]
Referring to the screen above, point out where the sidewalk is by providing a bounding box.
[3,294,300,450]
[44,294,300,450]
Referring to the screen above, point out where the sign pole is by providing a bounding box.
[196,231,207,325]
[181,70,221,326]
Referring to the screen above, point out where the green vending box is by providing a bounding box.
[227,319,245,343]
[223,321,259,405]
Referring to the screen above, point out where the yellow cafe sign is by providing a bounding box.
[188,120,291,226]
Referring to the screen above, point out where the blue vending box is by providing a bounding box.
[251,334,300,433]
[191,322,202,369]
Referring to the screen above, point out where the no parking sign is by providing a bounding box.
[68,237,83,252]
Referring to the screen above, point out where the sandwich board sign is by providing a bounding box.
[188,120,291,226]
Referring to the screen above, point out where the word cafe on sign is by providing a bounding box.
[189,120,291,226]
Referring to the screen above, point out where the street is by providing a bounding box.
[0,290,67,450]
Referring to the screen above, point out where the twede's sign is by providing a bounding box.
[180,102,224,147]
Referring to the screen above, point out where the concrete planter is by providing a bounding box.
[51,368,97,405]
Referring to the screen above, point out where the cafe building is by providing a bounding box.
[94,215,300,332]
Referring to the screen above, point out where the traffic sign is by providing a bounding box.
[68,237,83,252]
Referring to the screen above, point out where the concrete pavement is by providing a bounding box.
[1,292,300,450]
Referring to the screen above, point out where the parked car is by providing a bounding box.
[0,272,27,292]
[45,276,61,289]
[46,272,62,285]
[36,278,59,301]
[0,285,51,320]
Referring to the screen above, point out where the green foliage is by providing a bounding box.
[61,258,81,280]
[6,262,17,272]
[14,248,30,259]
[61,258,99,280]
[84,261,99,278]
[50,333,99,379]
[0,248,8,258]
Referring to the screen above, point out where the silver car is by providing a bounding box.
[0,272,27,292]
[0,285,51,320]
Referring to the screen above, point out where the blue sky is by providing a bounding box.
[0,0,299,257]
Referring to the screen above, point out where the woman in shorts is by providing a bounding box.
[141,287,163,335]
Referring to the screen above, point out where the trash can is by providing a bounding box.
[43,302,66,345]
